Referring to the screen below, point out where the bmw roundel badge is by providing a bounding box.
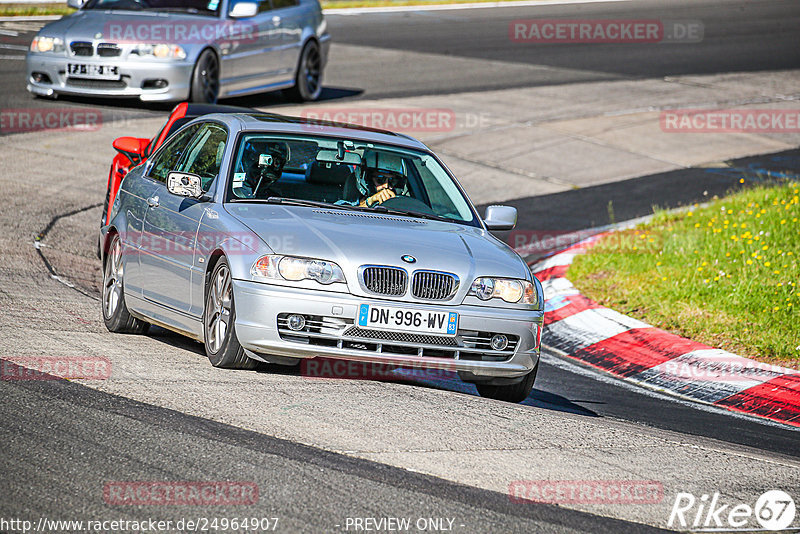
[401,255,416,264]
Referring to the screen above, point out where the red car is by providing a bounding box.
[103,103,255,226]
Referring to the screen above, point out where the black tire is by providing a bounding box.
[203,257,255,369]
[190,49,220,104]
[283,40,323,102]
[102,234,149,334]
[475,364,538,403]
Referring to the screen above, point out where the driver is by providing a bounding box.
[358,168,397,208]
[357,167,406,207]
[240,141,290,199]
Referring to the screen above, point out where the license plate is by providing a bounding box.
[67,63,120,80]
[358,304,458,336]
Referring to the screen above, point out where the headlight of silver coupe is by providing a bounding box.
[469,277,537,305]
[133,43,186,60]
[251,255,346,285]
[30,36,65,54]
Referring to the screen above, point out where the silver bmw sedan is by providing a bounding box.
[100,112,544,402]
[27,0,329,102]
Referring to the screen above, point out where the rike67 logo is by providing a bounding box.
[668,490,796,531]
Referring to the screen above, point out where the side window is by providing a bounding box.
[148,123,201,183]
[176,123,228,190]
[271,0,299,8]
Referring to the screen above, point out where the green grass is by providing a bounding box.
[568,181,800,365]
[0,4,72,17]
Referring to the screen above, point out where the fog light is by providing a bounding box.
[142,78,168,90]
[287,314,306,331]
[32,72,51,84]
[490,334,509,351]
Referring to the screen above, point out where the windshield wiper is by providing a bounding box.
[263,197,344,209]
[155,7,203,13]
[236,197,456,222]
[249,197,370,212]
[369,205,454,223]
[259,197,378,214]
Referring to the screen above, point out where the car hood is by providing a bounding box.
[40,10,216,42]
[225,204,530,299]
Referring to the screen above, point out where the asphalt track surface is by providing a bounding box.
[1,0,799,531]
[0,375,663,533]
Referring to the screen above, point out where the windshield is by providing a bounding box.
[82,0,220,15]
[226,134,478,226]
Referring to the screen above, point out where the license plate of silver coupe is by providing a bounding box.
[66,63,120,80]
[358,305,458,335]
[4,0,800,532]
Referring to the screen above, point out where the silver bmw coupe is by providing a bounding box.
[27,0,329,103]
[100,112,544,402]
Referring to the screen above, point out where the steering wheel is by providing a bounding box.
[380,195,436,215]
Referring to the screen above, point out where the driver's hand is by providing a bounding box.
[364,189,395,207]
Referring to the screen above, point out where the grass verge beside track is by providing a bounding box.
[0,3,70,17]
[568,181,799,365]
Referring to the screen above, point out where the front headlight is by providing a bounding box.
[469,277,537,305]
[30,36,65,53]
[251,255,346,285]
[133,43,186,60]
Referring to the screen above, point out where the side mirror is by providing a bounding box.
[229,1,258,18]
[112,136,149,166]
[66,0,85,9]
[484,205,517,231]
[167,171,204,199]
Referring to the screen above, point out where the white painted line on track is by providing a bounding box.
[326,0,630,15]
[0,15,61,22]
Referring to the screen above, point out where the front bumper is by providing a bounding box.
[233,280,543,380]
[26,53,194,102]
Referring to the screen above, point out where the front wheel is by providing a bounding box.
[102,234,149,334]
[190,49,220,104]
[203,257,256,369]
[475,365,538,403]
[284,40,323,102]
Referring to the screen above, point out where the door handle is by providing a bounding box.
[272,15,281,25]
[147,196,159,208]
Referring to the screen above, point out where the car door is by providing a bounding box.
[115,165,159,300]
[269,0,304,76]
[138,122,204,313]
[225,0,286,92]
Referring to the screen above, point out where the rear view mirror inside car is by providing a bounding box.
[316,149,362,166]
